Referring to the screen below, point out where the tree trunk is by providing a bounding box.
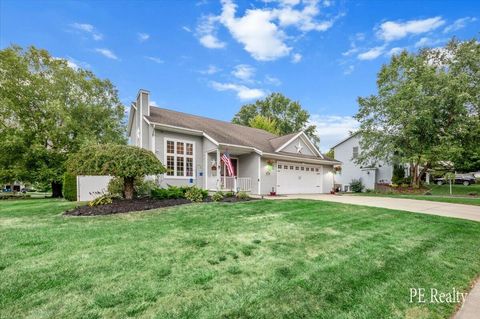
[124,177,134,200]
[51,181,63,198]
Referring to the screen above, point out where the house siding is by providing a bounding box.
[238,153,260,194]
[261,158,277,194]
[333,135,392,190]
[281,136,315,156]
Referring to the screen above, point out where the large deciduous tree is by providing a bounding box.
[0,46,125,197]
[66,144,165,199]
[232,93,320,145]
[354,38,480,186]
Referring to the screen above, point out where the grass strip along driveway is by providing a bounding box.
[1,199,480,318]
[355,184,480,206]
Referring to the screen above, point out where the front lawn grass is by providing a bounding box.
[354,193,480,206]
[1,199,480,318]
[428,183,480,196]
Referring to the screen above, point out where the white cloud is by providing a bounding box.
[200,64,221,74]
[196,15,227,49]
[387,47,404,56]
[414,37,447,48]
[71,22,103,41]
[95,48,119,60]
[145,56,164,64]
[232,64,255,81]
[443,17,477,33]
[196,0,341,61]
[219,1,290,61]
[264,75,282,86]
[376,17,445,42]
[182,26,192,32]
[138,33,150,42]
[291,53,302,63]
[309,114,359,151]
[199,34,227,48]
[357,46,385,60]
[210,81,265,100]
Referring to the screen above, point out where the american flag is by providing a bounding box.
[221,152,235,176]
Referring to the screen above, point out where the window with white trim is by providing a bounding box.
[353,146,359,159]
[165,139,195,177]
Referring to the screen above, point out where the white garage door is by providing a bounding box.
[276,162,323,194]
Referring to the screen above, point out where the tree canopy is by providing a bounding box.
[66,144,165,199]
[0,45,126,196]
[232,93,320,145]
[354,38,480,185]
[248,115,280,134]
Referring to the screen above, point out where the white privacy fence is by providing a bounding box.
[76,175,113,202]
[220,177,252,192]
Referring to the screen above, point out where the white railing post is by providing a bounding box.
[234,176,238,193]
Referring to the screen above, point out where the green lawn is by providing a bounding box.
[427,183,480,196]
[1,199,480,318]
[353,184,480,206]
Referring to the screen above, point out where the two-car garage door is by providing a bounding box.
[276,162,323,194]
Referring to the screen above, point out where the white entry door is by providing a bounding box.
[276,162,323,194]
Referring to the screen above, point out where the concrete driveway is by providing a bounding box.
[270,194,480,222]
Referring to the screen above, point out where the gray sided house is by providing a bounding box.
[332,133,393,191]
[127,89,340,195]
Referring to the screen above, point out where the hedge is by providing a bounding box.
[63,173,77,201]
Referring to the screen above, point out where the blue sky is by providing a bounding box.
[1,0,478,150]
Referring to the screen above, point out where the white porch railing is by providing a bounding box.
[220,177,252,192]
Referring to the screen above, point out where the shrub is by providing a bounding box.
[88,194,119,207]
[468,192,478,196]
[63,172,77,201]
[185,186,205,202]
[350,179,364,193]
[224,191,234,198]
[0,193,31,200]
[236,191,249,200]
[391,164,405,185]
[107,177,125,197]
[67,144,166,199]
[212,192,224,202]
[135,179,157,198]
[424,191,432,195]
[151,185,191,200]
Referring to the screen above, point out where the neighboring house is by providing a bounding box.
[127,89,340,195]
[332,133,393,191]
[2,181,24,192]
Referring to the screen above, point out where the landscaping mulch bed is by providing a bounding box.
[64,196,257,216]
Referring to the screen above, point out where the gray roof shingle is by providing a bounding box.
[145,106,335,161]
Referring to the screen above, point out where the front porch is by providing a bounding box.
[204,145,259,193]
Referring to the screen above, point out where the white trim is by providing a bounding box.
[275,132,303,153]
[151,126,156,153]
[331,132,359,149]
[275,131,323,158]
[257,155,261,195]
[263,152,339,165]
[163,137,196,179]
[218,143,263,155]
[203,133,219,146]
[299,134,322,158]
[204,152,208,189]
